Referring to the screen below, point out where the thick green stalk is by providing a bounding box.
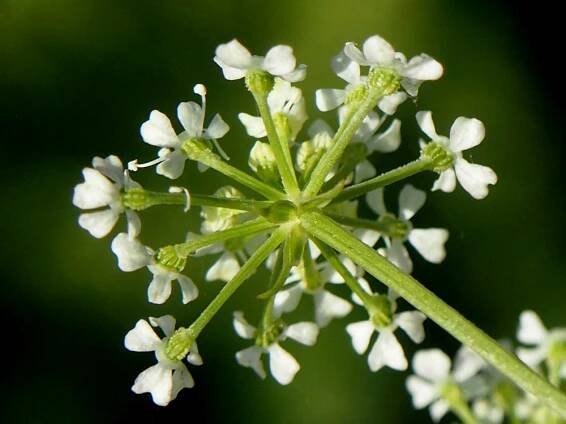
[325,213,387,233]
[175,218,277,256]
[303,89,386,197]
[331,157,431,204]
[300,211,566,418]
[252,92,300,199]
[187,227,286,338]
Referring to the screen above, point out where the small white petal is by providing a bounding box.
[92,155,124,183]
[273,284,303,317]
[263,45,296,76]
[176,274,199,304]
[449,117,485,152]
[408,228,449,264]
[177,101,203,137]
[205,114,230,139]
[186,343,203,366]
[282,64,307,82]
[268,344,300,385]
[378,93,407,115]
[171,364,194,399]
[111,233,152,272]
[238,113,267,138]
[124,319,161,352]
[454,158,498,200]
[132,364,173,406]
[331,52,360,84]
[79,209,120,239]
[432,168,457,193]
[126,210,141,238]
[315,89,346,112]
[368,119,401,153]
[314,289,353,327]
[149,315,176,337]
[307,119,334,138]
[404,54,443,81]
[325,256,357,284]
[233,311,257,340]
[517,311,548,345]
[355,160,376,183]
[517,346,548,368]
[406,375,438,408]
[398,184,426,220]
[366,188,387,215]
[384,240,413,274]
[416,111,438,140]
[430,399,450,422]
[214,58,247,80]
[395,311,426,343]
[205,252,240,282]
[355,229,380,247]
[73,168,117,209]
[368,330,407,372]
[351,110,380,142]
[285,322,319,346]
[412,348,451,382]
[147,267,173,304]
[215,39,252,69]
[156,150,186,180]
[140,110,180,148]
[346,320,375,354]
[362,35,395,65]
[452,346,485,383]
[344,42,369,65]
[236,346,266,379]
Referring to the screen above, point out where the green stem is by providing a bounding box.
[331,157,432,204]
[252,92,300,199]
[300,210,566,418]
[325,213,386,233]
[313,238,373,305]
[257,240,292,299]
[450,399,479,424]
[187,227,286,338]
[175,218,277,256]
[303,88,386,197]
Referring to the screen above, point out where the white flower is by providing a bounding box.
[137,84,229,179]
[344,34,443,97]
[124,316,202,406]
[346,288,426,372]
[233,311,319,385]
[406,347,485,422]
[367,185,449,273]
[316,51,408,115]
[214,39,306,82]
[417,111,498,199]
[516,310,566,373]
[239,78,308,141]
[472,398,504,424]
[73,155,141,238]
[273,243,353,328]
[111,233,198,304]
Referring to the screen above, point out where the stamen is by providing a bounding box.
[169,186,191,212]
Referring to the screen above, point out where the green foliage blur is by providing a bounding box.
[1,0,564,422]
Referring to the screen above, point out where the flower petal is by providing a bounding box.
[131,364,173,406]
[448,117,485,153]
[205,113,230,139]
[406,375,438,408]
[314,289,353,328]
[416,111,438,140]
[517,310,548,345]
[177,101,203,137]
[363,35,395,65]
[368,119,401,153]
[344,42,369,65]
[383,240,413,274]
[346,320,374,354]
[79,209,120,239]
[368,329,407,371]
[432,168,457,193]
[92,155,124,183]
[282,64,307,82]
[176,274,199,304]
[263,45,296,76]
[378,92,407,115]
[205,252,240,282]
[147,266,173,304]
[454,158,497,199]
[171,364,194,399]
[236,346,266,379]
[403,54,443,80]
[213,58,247,80]
[398,184,426,220]
[238,113,267,138]
[124,319,161,352]
[315,89,346,112]
[156,150,186,180]
[285,322,319,346]
[395,311,426,343]
[149,315,176,337]
[214,39,252,69]
[430,399,450,422]
[452,346,485,383]
[366,188,387,215]
[111,233,152,272]
[412,348,451,382]
[140,110,179,148]
[73,168,117,209]
[233,311,257,339]
[355,160,376,183]
[273,284,303,317]
[268,343,300,385]
[331,52,360,83]
[408,228,449,264]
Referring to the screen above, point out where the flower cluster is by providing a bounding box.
[73,33,565,422]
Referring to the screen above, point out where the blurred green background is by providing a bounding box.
[1,0,565,422]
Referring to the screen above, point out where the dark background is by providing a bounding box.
[1,0,564,422]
